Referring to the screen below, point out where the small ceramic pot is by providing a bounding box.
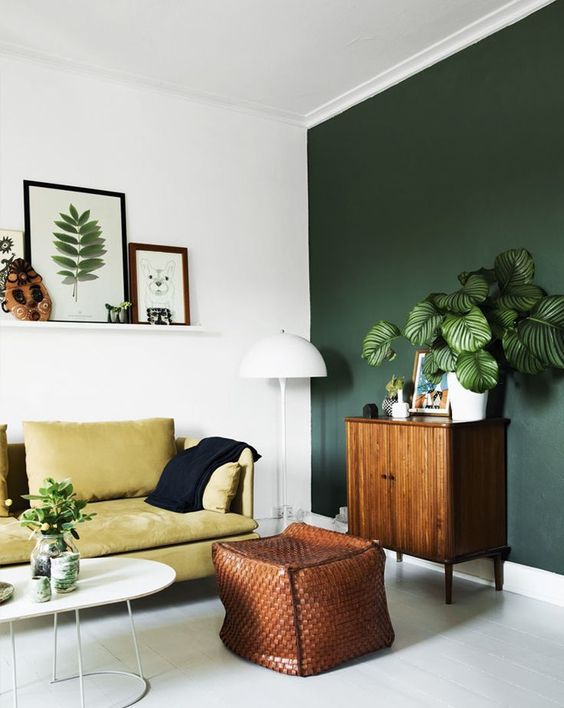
[29,575,51,603]
[391,401,410,419]
[382,396,397,417]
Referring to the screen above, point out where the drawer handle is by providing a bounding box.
[389,474,396,481]
[380,474,388,480]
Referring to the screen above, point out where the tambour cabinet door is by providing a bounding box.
[346,421,393,546]
[387,424,450,560]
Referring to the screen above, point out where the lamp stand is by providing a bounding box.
[278,377,289,528]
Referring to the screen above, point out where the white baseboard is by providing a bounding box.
[308,513,564,608]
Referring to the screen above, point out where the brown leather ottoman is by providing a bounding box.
[212,522,394,676]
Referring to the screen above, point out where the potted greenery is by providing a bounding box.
[105,301,132,323]
[362,249,564,420]
[382,375,405,416]
[19,478,96,577]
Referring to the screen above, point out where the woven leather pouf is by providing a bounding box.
[212,523,394,676]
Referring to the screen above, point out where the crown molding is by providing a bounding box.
[305,0,555,128]
[0,41,305,128]
[0,0,554,130]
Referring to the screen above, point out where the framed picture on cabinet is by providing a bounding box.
[23,181,128,323]
[128,243,190,325]
[410,349,450,416]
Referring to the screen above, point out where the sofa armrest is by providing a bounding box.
[175,437,255,519]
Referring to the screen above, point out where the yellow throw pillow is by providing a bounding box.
[0,425,9,517]
[23,418,176,503]
[203,462,241,513]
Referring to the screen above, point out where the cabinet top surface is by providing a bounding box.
[345,416,509,428]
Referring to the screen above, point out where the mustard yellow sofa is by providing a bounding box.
[0,422,259,582]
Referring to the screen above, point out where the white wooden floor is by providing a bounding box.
[2,534,564,707]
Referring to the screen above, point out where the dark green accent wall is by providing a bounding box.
[308,1,564,574]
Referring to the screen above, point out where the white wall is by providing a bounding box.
[0,57,311,518]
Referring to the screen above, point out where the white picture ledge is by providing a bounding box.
[0,319,206,333]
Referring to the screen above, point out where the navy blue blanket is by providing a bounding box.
[145,436,261,513]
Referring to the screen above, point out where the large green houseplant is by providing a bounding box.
[362,249,564,411]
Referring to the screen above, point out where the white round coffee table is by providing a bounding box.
[0,557,176,708]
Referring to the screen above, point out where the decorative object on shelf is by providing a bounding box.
[24,181,127,323]
[51,551,80,593]
[0,581,14,604]
[129,243,190,325]
[362,403,378,419]
[105,300,132,323]
[19,477,95,578]
[147,307,172,325]
[362,248,564,421]
[29,575,51,603]
[410,349,449,416]
[1,258,52,321]
[391,389,411,419]
[240,331,327,528]
[0,229,25,298]
[382,375,404,416]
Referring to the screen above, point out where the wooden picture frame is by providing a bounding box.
[24,181,127,323]
[410,348,450,416]
[128,243,190,325]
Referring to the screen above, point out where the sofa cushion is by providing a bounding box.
[203,462,240,513]
[0,425,9,517]
[183,438,241,513]
[0,497,258,565]
[23,418,176,503]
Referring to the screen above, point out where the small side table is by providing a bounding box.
[0,557,175,707]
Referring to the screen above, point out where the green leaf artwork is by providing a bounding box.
[51,205,106,301]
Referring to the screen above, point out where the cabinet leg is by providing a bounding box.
[445,564,453,605]
[396,551,403,562]
[494,554,504,591]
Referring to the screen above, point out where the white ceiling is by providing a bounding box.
[0,0,552,125]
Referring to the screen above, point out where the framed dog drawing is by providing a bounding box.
[129,243,190,325]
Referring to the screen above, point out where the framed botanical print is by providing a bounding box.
[24,181,127,323]
[0,229,25,297]
[128,243,190,325]
[410,349,450,416]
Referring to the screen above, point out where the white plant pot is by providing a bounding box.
[447,372,488,422]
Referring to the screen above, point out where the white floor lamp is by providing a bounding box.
[239,331,327,527]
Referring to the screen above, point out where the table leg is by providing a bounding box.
[494,554,504,591]
[127,600,144,679]
[9,622,17,708]
[75,610,85,708]
[52,613,58,682]
[445,563,453,605]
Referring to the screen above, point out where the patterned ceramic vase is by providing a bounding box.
[30,534,79,578]
[50,552,80,593]
[381,395,397,417]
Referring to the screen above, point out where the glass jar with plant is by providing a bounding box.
[382,375,405,416]
[19,478,96,577]
[362,249,564,420]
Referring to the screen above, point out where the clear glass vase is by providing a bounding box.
[30,534,79,578]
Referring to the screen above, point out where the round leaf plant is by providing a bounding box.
[362,249,564,393]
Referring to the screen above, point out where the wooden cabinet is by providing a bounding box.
[346,417,509,603]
